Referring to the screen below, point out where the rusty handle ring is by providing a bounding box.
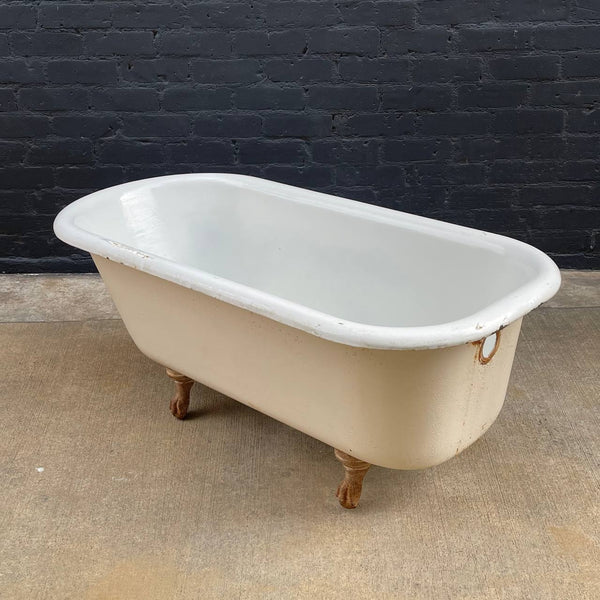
[477,330,501,365]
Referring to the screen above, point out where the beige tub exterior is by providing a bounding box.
[94,254,522,470]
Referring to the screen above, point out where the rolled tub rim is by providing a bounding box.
[53,173,561,350]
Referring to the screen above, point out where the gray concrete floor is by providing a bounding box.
[0,272,599,599]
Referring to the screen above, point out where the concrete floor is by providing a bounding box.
[0,272,598,599]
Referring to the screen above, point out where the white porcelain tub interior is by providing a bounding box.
[59,174,560,349]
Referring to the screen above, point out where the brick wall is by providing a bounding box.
[1,0,599,272]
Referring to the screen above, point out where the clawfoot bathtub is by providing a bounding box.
[54,174,560,509]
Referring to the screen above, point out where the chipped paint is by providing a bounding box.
[108,240,151,260]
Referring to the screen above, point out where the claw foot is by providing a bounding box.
[334,449,371,509]
[166,368,194,419]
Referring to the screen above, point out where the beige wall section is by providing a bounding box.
[94,255,522,470]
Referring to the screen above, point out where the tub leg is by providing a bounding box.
[166,368,194,420]
[334,449,371,509]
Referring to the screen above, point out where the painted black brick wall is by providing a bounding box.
[1,0,600,272]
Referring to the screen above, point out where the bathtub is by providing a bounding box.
[54,174,560,508]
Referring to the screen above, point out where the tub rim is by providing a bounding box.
[53,173,561,350]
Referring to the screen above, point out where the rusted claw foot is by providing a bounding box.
[166,368,194,419]
[334,449,371,509]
